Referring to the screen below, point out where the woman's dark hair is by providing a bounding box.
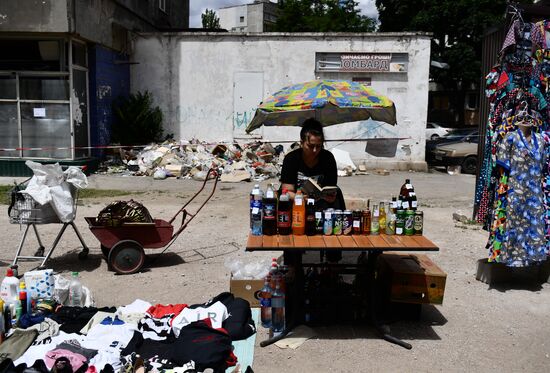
[300,118,325,142]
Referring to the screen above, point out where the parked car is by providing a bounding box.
[428,130,480,174]
[426,122,452,140]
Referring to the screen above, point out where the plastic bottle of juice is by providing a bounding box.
[292,190,306,235]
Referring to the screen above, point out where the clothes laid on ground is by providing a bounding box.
[0,329,39,364]
[48,307,116,334]
[137,304,187,341]
[6,292,254,373]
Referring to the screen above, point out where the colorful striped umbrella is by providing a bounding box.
[245,79,397,133]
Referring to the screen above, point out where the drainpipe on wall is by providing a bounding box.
[67,0,76,33]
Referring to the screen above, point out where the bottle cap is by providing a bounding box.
[19,282,25,289]
[6,268,13,277]
[72,271,79,276]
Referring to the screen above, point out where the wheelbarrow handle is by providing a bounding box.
[168,168,219,238]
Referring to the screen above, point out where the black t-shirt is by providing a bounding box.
[280,148,337,190]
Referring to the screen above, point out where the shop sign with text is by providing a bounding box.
[340,53,392,72]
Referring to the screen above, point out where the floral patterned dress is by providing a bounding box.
[493,130,548,266]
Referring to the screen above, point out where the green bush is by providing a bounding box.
[112,91,164,146]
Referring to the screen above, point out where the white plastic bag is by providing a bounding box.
[22,161,88,222]
[53,273,94,307]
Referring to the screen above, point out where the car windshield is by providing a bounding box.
[444,129,478,141]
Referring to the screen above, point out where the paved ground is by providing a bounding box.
[0,170,548,372]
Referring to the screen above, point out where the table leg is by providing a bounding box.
[260,250,304,347]
[367,250,412,350]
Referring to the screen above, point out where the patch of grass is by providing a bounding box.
[0,185,141,205]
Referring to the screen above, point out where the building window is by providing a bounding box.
[240,16,244,23]
[159,0,166,12]
[465,93,478,110]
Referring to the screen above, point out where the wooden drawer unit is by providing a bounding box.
[379,253,447,305]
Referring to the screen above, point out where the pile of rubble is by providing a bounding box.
[98,140,285,182]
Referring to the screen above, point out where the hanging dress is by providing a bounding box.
[492,130,548,266]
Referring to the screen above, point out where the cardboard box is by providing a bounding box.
[229,276,264,308]
[379,253,447,305]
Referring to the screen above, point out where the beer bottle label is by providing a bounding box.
[396,227,403,234]
[353,220,361,228]
[412,201,418,208]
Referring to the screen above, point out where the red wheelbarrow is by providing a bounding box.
[85,168,219,274]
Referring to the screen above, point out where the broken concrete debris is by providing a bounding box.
[98,141,369,182]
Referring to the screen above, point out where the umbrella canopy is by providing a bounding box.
[245,79,397,133]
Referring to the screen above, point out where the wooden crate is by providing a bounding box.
[379,253,447,305]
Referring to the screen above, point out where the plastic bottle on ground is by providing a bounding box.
[0,269,19,305]
[259,278,273,328]
[68,272,83,307]
[271,280,286,336]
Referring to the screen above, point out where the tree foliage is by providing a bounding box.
[202,8,221,29]
[375,0,533,87]
[275,0,375,32]
[112,91,164,146]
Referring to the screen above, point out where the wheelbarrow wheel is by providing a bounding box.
[108,240,145,275]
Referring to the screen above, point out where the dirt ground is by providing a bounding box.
[0,170,549,372]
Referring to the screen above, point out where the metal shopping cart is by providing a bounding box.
[8,178,89,268]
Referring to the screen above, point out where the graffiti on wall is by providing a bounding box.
[233,109,255,130]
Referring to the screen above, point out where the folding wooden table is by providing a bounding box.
[246,233,440,349]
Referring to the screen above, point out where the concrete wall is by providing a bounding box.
[0,0,69,32]
[74,0,188,51]
[219,6,248,32]
[246,3,266,33]
[131,33,431,170]
[0,0,189,51]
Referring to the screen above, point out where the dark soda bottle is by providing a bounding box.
[259,279,272,328]
[277,189,292,235]
[262,183,277,235]
[305,198,316,236]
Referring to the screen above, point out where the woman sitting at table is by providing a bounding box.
[280,118,345,210]
[280,118,345,263]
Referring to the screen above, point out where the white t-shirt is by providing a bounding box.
[171,301,228,337]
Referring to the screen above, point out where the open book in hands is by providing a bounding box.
[301,178,338,200]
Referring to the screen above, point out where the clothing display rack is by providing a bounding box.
[476,6,550,267]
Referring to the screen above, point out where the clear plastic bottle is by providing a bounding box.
[271,281,285,336]
[250,184,261,228]
[68,272,83,307]
[250,185,263,236]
